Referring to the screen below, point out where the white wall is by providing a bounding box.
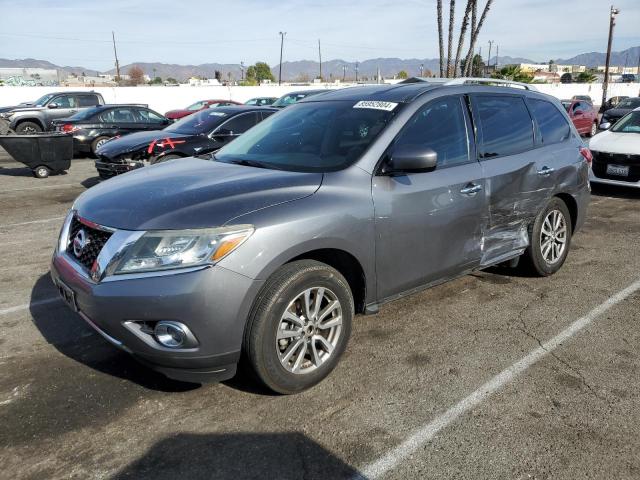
[0,82,638,114]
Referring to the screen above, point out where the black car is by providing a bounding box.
[95,105,276,178]
[271,89,328,108]
[600,97,640,129]
[52,104,170,156]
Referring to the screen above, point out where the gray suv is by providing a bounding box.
[0,91,105,134]
[51,80,590,394]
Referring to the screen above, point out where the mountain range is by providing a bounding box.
[1,46,638,82]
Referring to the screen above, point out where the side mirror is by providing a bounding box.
[48,103,59,109]
[388,145,437,173]
[599,122,611,130]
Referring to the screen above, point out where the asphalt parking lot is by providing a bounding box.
[1,150,639,480]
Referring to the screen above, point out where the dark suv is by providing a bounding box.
[51,79,590,394]
[0,91,105,134]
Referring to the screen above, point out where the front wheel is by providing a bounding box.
[16,121,42,135]
[244,260,353,394]
[520,198,572,276]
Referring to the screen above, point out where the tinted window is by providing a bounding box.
[216,112,259,135]
[529,99,571,145]
[78,95,99,107]
[99,108,136,123]
[393,96,469,168]
[611,111,640,133]
[164,109,229,134]
[617,98,640,109]
[473,95,534,158]
[137,109,165,123]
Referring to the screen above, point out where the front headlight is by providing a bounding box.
[114,225,254,274]
[0,112,14,119]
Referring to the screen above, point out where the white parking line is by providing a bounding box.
[355,278,640,480]
[0,216,64,228]
[0,297,60,316]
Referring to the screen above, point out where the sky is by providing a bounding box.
[0,0,639,71]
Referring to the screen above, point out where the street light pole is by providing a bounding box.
[355,61,359,83]
[278,31,286,86]
[602,6,620,108]
[487,40,494,77]
[420,63,424,77]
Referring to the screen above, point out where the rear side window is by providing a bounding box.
[472,95,534,158]
[137,109,165,124]
[393,96,470,168]
[99,108,136,123]
[78,95,99,107]
[216,112,259,135]
[529,99,571,144]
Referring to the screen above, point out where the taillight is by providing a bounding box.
[61,124,78,133]
[579,146,592,167]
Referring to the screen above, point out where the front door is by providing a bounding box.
[373,95,487,301]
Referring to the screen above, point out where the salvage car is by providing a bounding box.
[53,104,170,156]
[590,107,640,188]
[0,91,105,134]
[95,106,275,178]
[52,80,590,394]
[600,97,640,130]
[164,99,242,120]
[561,99,598,137]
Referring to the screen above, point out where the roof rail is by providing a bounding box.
[398,76,537,91]
[444,77,538,91]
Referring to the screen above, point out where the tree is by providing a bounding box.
[397,70,409,79]
[491,65,533,83]
[150,76,163,85]
[166,77,178,84]
[446,0,456,76]
[128,65,145,85]
[214,70,222,82]
[437,0,444,76]
[245,62,275,84]
[576,71,597,83]
[460,54,485,77]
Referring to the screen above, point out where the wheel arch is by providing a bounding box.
[14,117,45,131]
[554,192,578,232]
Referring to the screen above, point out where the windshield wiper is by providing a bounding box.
[226,159,270,169]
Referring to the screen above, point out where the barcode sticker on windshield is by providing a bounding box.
[353,101,398,111]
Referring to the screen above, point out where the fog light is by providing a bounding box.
[154,321,187,348]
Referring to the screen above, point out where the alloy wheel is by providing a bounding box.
[276,287,343,374]
[540,209,567,264]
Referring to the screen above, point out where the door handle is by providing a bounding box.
[460,183,483,195]
[537,166,555,176]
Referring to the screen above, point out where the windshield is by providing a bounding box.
[164,109,228,134]
[33,93,56,106]
[616,98,640,109]
[215,100,400,172]
[68,107,102,121]
[611,111,640,133]
[272,92,317,108]
[561,101,571,112]
[186,101,207,111]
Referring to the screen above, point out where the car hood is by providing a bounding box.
[3,105,46,114]
[75,157,323,230]
[603,107,632,119]
[589,131,640,155]
[97,130,189,156]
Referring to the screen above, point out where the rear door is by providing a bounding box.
[99,107,139,137]
[469,93,553,266]
[372,95,487,300]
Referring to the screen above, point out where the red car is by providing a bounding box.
[164,99,242,120]
[561,99,598,137]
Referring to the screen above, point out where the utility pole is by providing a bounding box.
[355,61,359,83]
[318,39,322,81]
[487,40,494,76]
[278,31,286,86]
[240,61,245,81]
[602,6,620,108]
[420,63,424,77]
[342,65,347,82]
[112,31,121,82]
[637,52,640,82]
[495,45,499,69]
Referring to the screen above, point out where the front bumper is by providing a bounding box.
[95,159,143,178]
[589,169,640,189]
[51,251,264,383]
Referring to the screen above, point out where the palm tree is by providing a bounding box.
[492,65,533,83]
[446,0,456,77]
[437,0,444,77]
[464,0,494,77]
[453,1,474,77]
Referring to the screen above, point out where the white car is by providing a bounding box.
[589,107,640,188]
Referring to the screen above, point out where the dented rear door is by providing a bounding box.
[469,94,553,266]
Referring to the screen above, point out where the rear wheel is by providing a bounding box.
[33,166,50,178]
[244,260,353,394]
[16,121,42,135]
[91,136,110,156]
[520,198,572,276]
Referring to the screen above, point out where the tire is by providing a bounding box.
[520,197,572,276]
[33,166,50,178]
[588,121,597,137]
[151,154,181,165]
[15,121,43,135]
[91,136,110,156]
[243,260,354,394]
